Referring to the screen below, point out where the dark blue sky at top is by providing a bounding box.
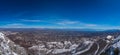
[0,0,120,29]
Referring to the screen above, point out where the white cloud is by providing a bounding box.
[21,19,42,22]
[84,24,97,27]
[57,20,79,25]
[0,23,25,28]
[56,20,98,27]
[0,19,101,29]
[6,23,24,26]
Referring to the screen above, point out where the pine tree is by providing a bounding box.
[114,47,119,55]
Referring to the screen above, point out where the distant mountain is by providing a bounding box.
[1,28,120,32]
[104,29,120,32]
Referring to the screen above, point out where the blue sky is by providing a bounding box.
[0,0,120,29]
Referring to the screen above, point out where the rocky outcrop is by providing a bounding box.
[102,35,120,55]
[0,32,27,55]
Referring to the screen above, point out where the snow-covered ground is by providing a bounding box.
[0,32,113,55]
[28,40,94,55]
[101,35,120,55]
[112,41,120,48]
[0,32,27,55]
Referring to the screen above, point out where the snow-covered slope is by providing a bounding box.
[112,36,120,48]
[101,35,120,55]
[28,40,95,55]
[0,32,27,55]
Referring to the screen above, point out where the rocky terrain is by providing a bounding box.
[0,32,27,55]
[0,29,120,55]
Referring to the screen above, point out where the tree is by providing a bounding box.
[114,47,119,55]
[100,52,107,55]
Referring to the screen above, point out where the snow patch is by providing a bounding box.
[0,32,18,55]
